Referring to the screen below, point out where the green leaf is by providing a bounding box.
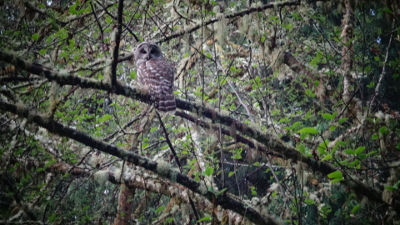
[204,167,214,176]
[365,65,371,73]
[280,117,290,123]
[69,39,75,47]
[105,16,113,24]
[198,217,211,222]
[305,89,316,97]
[351,204,361,214]
[155,206,165,213]
[343,149,355,154]
[338,118,348,124]
[317,140,329,154]
[330,178,343,183]
[32,33,40,41]
[297,144,306,154]
[300,133,308,140]
[379,126,389,134]
[393,180,400,189]
[282,23,293,30]
[210,0,218,5]
[366,151,379,157]
[328,170,343,179]
[355,147,366,155]
[367,81,375,88]
[39,49,47,55]
[63,173,70,178]
[321,154,332,161]
[385,186,395,191]
[304,199,315,205]
[371,133,379,140]
[228,172,235,177]
[297,127,318,134]
[217,188,227,195]
[380,7,393,14]
[329,125,337,131]
[322,113,334,120]
[98,114,112,122]
[229,66,241,73]
[260,36,266,43]
[291,121,302,130]
[48,213,57,223]
[291,13,302,20]
[69,4,78,14]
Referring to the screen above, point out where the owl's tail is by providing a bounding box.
[156,93,176,115]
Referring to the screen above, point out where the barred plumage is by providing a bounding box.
[134,42,176,113]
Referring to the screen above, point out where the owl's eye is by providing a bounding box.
[140,49,147,54]
[150,49,156,54]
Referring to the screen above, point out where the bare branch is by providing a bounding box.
[156,0,301,44]
[371,19,396,107]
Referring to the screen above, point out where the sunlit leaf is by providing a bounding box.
[297,127,318,134]
[328,171,343,179]
[321,154,332,161]
[322,113,334,120]
[343,149,355,154]
[355,147,366,155]
[198,217,211,222]
[204,167,214,176]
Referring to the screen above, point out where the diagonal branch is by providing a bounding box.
[371,18,395,107]
[0,50,397,213]
[95,0,140,42]
[155,0,301,44]
[90,1,106,54]
[0,100,278,225]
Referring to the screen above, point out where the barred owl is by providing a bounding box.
[134,42,176,113]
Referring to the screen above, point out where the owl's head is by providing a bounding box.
[134,42,163,65]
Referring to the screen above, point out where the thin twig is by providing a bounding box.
[370,18,395,108]
[157,111,201,221]
[90,1,106,54]
[227,81,255,125]
[156,0,300,44]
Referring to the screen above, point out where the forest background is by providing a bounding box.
[1,0,400,224]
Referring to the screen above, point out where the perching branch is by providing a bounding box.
[0,50,398,214]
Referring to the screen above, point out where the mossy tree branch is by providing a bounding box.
[0,100,279,225]
[0,50,398,214]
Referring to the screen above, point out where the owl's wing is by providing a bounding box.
[148,59,176,113]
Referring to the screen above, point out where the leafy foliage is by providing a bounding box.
[1,0,400,224]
